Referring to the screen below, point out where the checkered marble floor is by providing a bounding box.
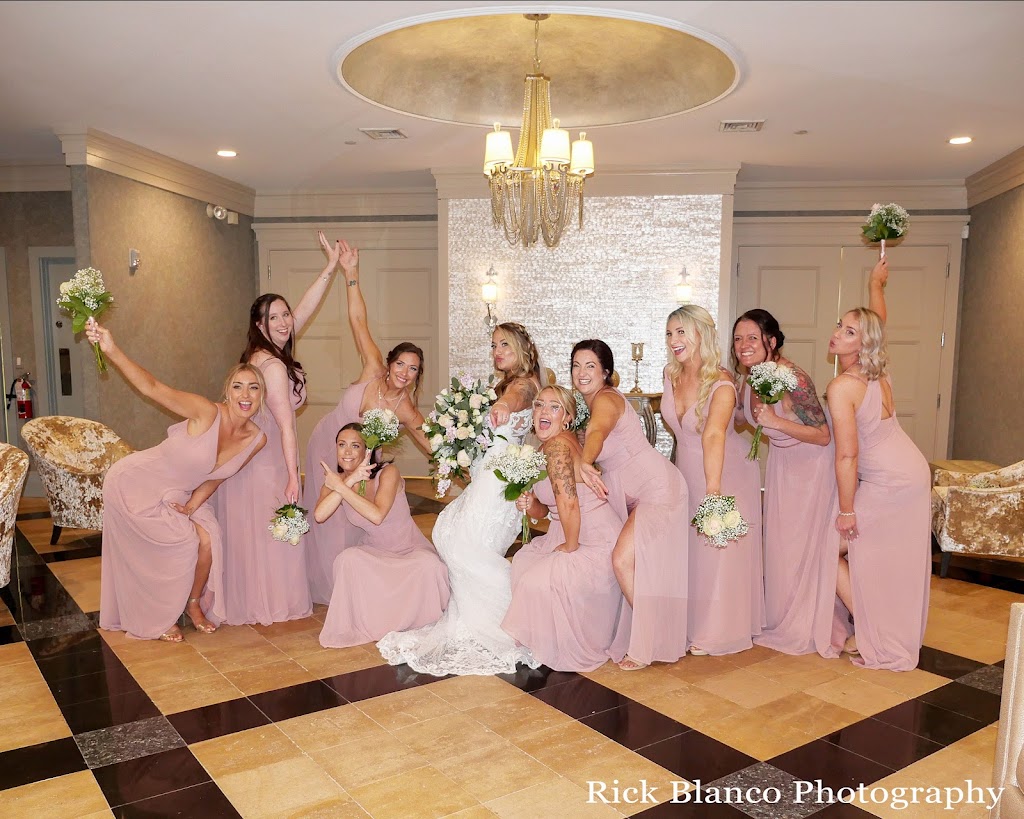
[0,482,1016,818]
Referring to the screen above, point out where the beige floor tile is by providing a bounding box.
[660,654,740,685]
[216,756,349,818]
[1,770,108,815]
[746,692,863,738]
[694,666,796,708]
[394,712,509,761]
[297,646,384,678]
[312,732,430,790]
[700,711,814,761]
[466,691,574,739]
[434,739,560,802]
[511,720,612,770]
[223,658,316,695]
[845,666,949,698]
[485,777,623,818]
[0,603,15,627]
[921,630,1007,664]
[805,674,911,716]
[428,675,525,711]
[264,626,332,658]
[720,644,779,669]
[946,723,998,766]
[144,672,245,714]
[47,556,102,612]
[251,616,323,638]
[297,801,372,818]
[348,764,480,819]
[278,703,386,753]
[192,724,302,778]
[356,687,458,731]
[0,642,35,669]
[17,496,49,513]
[581,664,687,701]
[184,624,269,653]
[0,710,72,753]
[127,648,219,688]
[744,651,854,690]
[553,745,680,817]
[640,682,742,726]
[105,635,206,669]
[444,807,498,818]
[201,640,291,673]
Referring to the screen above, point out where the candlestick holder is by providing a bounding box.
[629,342,644,394]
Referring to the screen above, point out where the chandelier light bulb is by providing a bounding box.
[540,118,571,166]
[484,124,514,175]
[570,132,595,176]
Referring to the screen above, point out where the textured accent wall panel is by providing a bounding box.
[447,195,722,393]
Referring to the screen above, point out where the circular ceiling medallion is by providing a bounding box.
[335,10,740,128]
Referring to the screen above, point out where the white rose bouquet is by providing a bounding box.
[746,361,799,460]
[356,408,400,495]
[862,202,910,259]
[55,266,114,372]
[691,494,748,549]
[422,374,498,498]
[269,502,310,546]
[571,389,590,432]
[488,443,548,543]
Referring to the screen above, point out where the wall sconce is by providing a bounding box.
[676,265,693,303]
[482,265,499,330]
[206,204,239,225]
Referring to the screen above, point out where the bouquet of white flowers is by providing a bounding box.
[269,503,310,545]
[488,443,548,543]
[55,267,114,372]
[357,408,400,495]
[862,202,910,258]
[691,494,748,549]
[746,361,799,460]
[422,374,498,498]
[571,389,590,432]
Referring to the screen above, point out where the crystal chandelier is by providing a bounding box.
[483,14,595,249]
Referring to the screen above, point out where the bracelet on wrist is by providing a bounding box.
[837,511,856,517]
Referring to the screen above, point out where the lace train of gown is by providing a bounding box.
[376,409,541,676]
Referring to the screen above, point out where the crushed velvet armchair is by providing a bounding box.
[20,416,134,544]
[931,460,1024,577]
[0,443,30,586]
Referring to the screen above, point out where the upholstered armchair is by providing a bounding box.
[992,602,1024,818]
[932,460,1024,577]
[20,417,134,544]
[0,444,30,587]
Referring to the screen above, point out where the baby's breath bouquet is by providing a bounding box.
[691,494,748,549]
[56,267,114,372]
[862,203,910,258]
[488,443,548,543]
[422,374,497,498]
[269,503,310,546]
[746,361,799,460]
[571,389,590,432]
[357,409,400,495]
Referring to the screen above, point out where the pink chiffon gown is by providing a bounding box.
[320,467,450,648]
[832,376,931,671]
[100,419,262,639]
[215,359,311,625]
[598,391,690,666]
[740,379,841,657]
[502,475,624,672]
[662,375,765,655]
[303,378,373,604]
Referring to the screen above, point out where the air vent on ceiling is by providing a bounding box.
[359,128,408,140]
[718,120,765,133]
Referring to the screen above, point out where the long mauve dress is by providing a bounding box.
[320,467,450,648]
[100,418,262,639]
[662,375,765,655]
[502,475,624,671]
[597,391,690,666]
[740,378,840,657]
[832,375,930,671]
[303,378,374,604]
[215,359,311,625]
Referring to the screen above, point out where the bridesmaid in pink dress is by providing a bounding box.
[315,424,449,648]
[303,240,431,603]
[571,340,689,671]
[502,386,624,672]
[731,311,836,656]
[86,319,265,642]
[216,231,343,625]
[661,305,765,656]
[826,277,930,671]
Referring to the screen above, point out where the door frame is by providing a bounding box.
[28,246,80,419]
[0,248,16,445]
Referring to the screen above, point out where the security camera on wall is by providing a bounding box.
[206,204,238,224]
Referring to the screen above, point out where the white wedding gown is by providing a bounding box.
[377,408,540,676]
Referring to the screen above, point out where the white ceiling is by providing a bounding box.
[1,0,1022,192]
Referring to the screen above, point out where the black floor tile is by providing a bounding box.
[167,697,270,744]
[15,510,51,520]
[531,674,627,717]
[916,681,1002,725]
[708,763,824,819]
[769,739,893,792]
[639,800,750,817]
[0,624,23,644]
[61,689,162,734]
[322,662,444,702]
[806,802,876,817]
[871,699,986,746]
[582,701,687,750]
[822,718,944,770]
[93,746,211,808]
[0,737,86,791]
[35,643,124,682]
[50,664,144,707]
[498,664,578,693]
[19,612,95,640]
[42,543,102,563]
[916,646,985,679]
[27,628,103,659]
[638,731,755,783]
[248,679,346,722]
[111,780,242,818]
[958,664,1004,695]
[75,716,186,768]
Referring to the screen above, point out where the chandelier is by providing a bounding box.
[483,14,595,249]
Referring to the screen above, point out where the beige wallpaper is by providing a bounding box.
[79,168,257,448]
[953,183,1024,464]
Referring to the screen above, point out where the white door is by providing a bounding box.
[29,250,85,420]
[264,247,437,478]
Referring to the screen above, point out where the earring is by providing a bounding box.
[562,420,571,431]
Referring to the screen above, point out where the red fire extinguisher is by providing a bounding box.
[15,374,33,420]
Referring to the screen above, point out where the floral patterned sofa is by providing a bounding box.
[20,416,134,544]
[931,460,1024,577]
[0,443,30,587]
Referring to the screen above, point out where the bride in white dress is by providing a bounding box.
[377,322,544,676]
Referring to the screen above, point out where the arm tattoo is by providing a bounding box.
[547,441,578,501]
[790,367,827,427]
[501,378,538,412]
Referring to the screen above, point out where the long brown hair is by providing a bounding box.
[386,342,425,403]
[241,294,304,398]
[493,322,541,397]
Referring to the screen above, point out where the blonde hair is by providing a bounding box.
[845,308,889,381]
[537,384,577,431]
[222,363,267,417]
[665,305,723,432]
[493,322,542,396]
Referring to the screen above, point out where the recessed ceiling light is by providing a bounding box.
[948,136,972,145]
[217,149,237,157]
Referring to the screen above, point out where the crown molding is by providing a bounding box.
[254,189,437,219]
[54,127,255,215]
[0,161,71,192]
[966,144,1024,208]
[734,179,967,213]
